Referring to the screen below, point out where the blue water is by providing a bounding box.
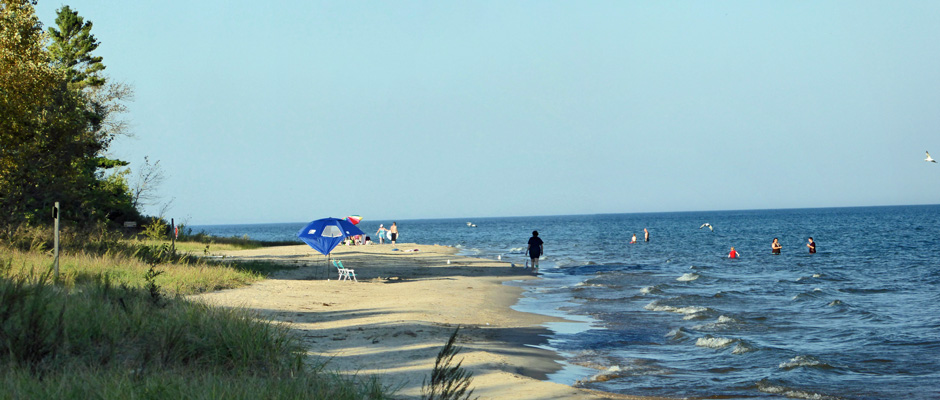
[192,205,940,399]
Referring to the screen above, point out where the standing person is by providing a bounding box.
[526,230,544,272]
[630,233,637,244]
[390,222,398,244]
[729,246,740,258]
[807,237,816,254]
[771,238,782,255]
[644,228,650,242]
[376,224,387,244]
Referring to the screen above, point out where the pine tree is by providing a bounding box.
[45,5,139,225]
[47,5,105,90]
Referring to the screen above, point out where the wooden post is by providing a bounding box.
[53,202,59,280]
[170,218,176,256]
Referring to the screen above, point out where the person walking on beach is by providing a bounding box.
[771,238,782,255]
[644,228,650,242]
[526,231,543,272]
[729,246,740,258]
[376,224,387,244]
[390,222,398,244]
[807,237,816,254]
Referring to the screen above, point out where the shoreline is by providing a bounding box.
[193,243,667,400]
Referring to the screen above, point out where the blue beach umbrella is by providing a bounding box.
[297,217,365,256]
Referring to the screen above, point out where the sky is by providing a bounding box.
[34,1,940,225]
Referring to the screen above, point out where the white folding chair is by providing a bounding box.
[330,259,348,281]
[332,259,357,282]
[336,260,357,282]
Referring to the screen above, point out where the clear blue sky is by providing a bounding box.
[36,1,940,225]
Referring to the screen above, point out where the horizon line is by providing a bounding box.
[187,202,940,227]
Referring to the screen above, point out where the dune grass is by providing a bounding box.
[0,224,403,398]
[0,244,282,296]
[0,270,392,399]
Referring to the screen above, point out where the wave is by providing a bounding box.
[677,273,700,282]
[640,285,663,295]
[683,312,709,321]
[570,356,672,387]
[732,342,757,354]
[694,335,757,354]
[582,365,624,384]
[778,355,834,370]
[666,328,691,342]
[573,282,607,288]
[791,288,824,301]
[696,336,736,349]
[756,379,841,400]
[693,315,742,331]
[717,315,737,324]
[644,301,710,317]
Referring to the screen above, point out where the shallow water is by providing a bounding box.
[193,205,940,399]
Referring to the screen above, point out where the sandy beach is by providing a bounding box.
[193,243,664,400]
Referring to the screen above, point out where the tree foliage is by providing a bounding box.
[47,5,104,90]
[0,0,139,230]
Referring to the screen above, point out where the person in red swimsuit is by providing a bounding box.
[728,247,740,258]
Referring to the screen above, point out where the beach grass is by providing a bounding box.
[0,244,281,296]
[0,270,392,399]
[0,224,398,398]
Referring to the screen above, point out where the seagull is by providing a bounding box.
[700,223,713,231]
[926,151,937,163]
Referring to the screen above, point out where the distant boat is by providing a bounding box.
[466,222,477,227]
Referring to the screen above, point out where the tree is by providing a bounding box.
[0,1,138,228]
[0,0,66,226]
[47,6,139,224]
[47,5,104,90]
[130,156,166,211]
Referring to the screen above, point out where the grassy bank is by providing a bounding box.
[0,227,395,399]
[0,244,281,296]
[0,271,391,399]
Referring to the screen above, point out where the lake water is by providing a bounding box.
[192,205,940,399]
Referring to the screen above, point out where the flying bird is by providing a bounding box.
[700,223,713,231]
[926,151,937,163]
